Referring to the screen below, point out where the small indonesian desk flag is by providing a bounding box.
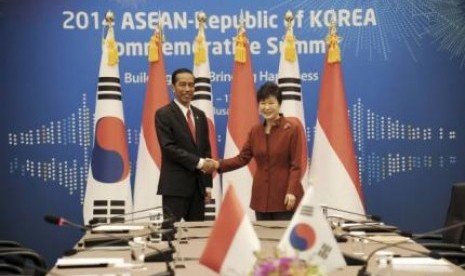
[200,185,260,275]
[278,186,346,273]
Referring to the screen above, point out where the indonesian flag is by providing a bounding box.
[310,25,365,220]
[200,185,260,275]
[222,29,259,219]
[83,24,133,224]
[278,186,346,273]
[133,27,170,221]
[277,25,309,190]
[192,22,221,219]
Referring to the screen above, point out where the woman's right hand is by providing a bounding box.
[284,193,296,210]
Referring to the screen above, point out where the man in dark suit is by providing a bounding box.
[155,68,214,221]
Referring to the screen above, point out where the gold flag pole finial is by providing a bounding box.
[105,10,115,26]
[284,10,296,63]
[148,11,165,62]
[194,11,207,65]
[197,11,207,31]
[104,10,118,65]
[326,20,341,64]
[158,11,165,42]
[234,11,247,63]
[285,10,293,31]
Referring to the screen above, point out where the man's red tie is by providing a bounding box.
[186,109,196,142]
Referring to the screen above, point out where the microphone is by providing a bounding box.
[321,204,381,222]
[89,214,171,235]
[44,215,89,231]
[47,211,177,253]
[357,221,465,276]
[335,218,413,238]
[319,206,399,241]
[45,214,176,275]
[44,215,133,248]
[88,206,175,227]
[341,232,441,268]
[45,215,133,253]
[341,232,440,257]
[334,219,423,263]
[88,206,177,242]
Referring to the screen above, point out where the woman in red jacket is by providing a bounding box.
[213,81,305,220]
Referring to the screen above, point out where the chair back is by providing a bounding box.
[0,240,22,248]
[443,182,465,244]
[0,263,24,274]
[0,247,47,276]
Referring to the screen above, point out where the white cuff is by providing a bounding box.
[197,158,205,169]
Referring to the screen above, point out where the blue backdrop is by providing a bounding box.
[1,0,464,266]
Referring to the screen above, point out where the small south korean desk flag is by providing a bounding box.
[278,186,346,273]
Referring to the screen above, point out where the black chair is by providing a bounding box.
[0,244,47,276]
[0,240,24,275]
[442,182,465,244]
[0,263,24,275]
[0,241,22,248]
[417,182,465,266]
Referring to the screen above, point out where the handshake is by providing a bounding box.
[201,158,220,174]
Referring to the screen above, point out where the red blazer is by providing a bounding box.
[220,116,304,212]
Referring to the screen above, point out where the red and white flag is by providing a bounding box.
[200,185,260,275]
[278,186,346,273]
[277,23,309,190]
[83,21,133,224]
[222,27,259,219]
[133,27,170,221]
[310,24,365,220]
[192,17,221,219]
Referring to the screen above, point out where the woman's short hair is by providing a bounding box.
[256,81,282,105]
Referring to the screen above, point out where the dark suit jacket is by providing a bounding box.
[155,101,212,197]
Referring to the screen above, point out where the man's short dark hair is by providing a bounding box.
[171,68,194,85]
[256,81,282,105]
